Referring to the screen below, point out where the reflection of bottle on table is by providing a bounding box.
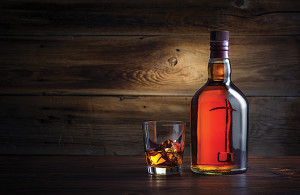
[191,31,248,175]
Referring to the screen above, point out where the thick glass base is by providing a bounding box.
[191,164,247,175]
[147,166,181,175]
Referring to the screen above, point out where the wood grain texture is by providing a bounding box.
[0,36,299,96]
[0,156,299,194]
[0,0,299,35]
[0,0,299,157]
[0,96,299,156]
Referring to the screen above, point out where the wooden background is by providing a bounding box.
[0,0,299,156]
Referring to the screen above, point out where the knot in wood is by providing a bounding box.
[168,57,178,66]
[234,0,248,8]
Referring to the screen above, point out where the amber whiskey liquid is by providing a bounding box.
[145,139,183,167]
[191,31,248,174]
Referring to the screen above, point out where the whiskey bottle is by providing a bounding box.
[191,31,248,174]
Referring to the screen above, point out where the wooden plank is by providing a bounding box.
[249,97,300,156]
[0,0,299,35]
[0,156,299,194]
[0,36,299,96]
[0,96,299,156]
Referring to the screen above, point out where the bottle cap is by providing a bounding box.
[210,31,229,58]
[210,31,229,41]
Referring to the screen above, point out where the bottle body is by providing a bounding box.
[191,59,248,174]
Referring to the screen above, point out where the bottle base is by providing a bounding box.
[191,165,247,175]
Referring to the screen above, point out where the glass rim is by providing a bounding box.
[142,121,186,126]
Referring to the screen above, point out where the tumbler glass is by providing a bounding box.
[142,121,186,175]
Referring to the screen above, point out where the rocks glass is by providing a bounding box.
[142,121,186,175]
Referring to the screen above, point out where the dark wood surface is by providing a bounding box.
[0,96,299,156]
[0,156,299,194]
[0,36,299,96]
[0,0,299,35]
[0,0,300,156]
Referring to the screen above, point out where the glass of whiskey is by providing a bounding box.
[142,121,186,175]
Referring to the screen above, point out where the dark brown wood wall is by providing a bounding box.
[0,0,299,156]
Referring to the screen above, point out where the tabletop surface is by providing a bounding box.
[0,156,299,194]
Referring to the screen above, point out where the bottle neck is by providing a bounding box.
[210,40,229,58]
[208,58,231,84]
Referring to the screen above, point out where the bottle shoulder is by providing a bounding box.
[192,82,209,99]
[192,82,248,103]
[229,83,248,104]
